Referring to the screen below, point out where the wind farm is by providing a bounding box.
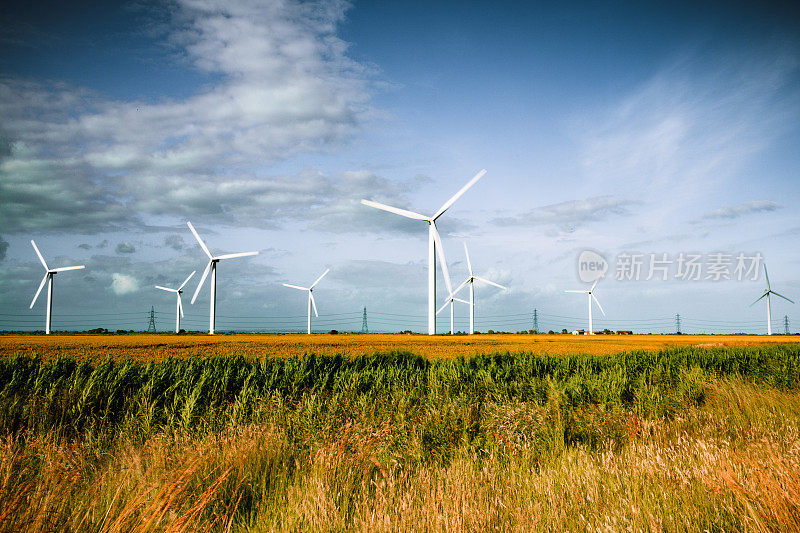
[2,0,800,531]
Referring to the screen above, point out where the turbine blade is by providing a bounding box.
[191,261,211,304]
[770,290,795,304]
[590,279,599,292]
[310,268,330,289]
[565,290,587,293]
[592,293,606,316]
[436,300,450,315]
[431,222,452,293]
[454,297,470,305]
[432,169,487,220]
[30,273,49,308]
[463,242,473,276]
[360,200,428,221]
[764,264,771,290]
[178,270,196,290]
[178,295,184,318]
[215,251,258,260]
[283,283,308,291]
[452,278,470,297]
[310,292,318,317]
[52,265,85,272]
[31,240,48,270]
[475,276,506,290]
[187,221,213,259]
[155,285,178,293]
[750,292,768,306]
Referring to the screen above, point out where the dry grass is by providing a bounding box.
[0,380,798,532]
[1,333,798,361]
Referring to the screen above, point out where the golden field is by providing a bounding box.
[0,332,798,360]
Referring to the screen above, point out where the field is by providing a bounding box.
[0,336,799,531]
[1,333,797,360]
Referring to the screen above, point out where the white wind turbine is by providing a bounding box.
[155,271,196,333]
[448,242,507,335]
[361,169,487,335]
[187,221,259,335]
[29,240,85,334]
[565,279,605,334]
[437,293,470,335]
[283,269,330,334]
[751,264,793,335]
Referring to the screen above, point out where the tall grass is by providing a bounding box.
[0,345,798,531]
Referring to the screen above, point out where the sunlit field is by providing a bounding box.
[0,338,799,530]
[1,333,798,361]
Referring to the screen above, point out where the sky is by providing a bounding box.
[1,0,799,334]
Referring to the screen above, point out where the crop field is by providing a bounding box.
[0,339,799,531]
[1,332,798,361]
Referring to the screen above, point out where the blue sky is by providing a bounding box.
[1,0,799,333]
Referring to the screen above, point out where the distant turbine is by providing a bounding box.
[437,293,470,335]
[29,240,85,334]
[449,242,507,334]
[187,221,259,335]
[565,279,605,335]
[155,270,196,333]
[751,264,793,335]
[361,169,487,334]
[283,268,330,334]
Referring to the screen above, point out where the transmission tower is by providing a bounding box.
[785,315,790,335]
[147,306,157,332]
[533,309,538,333]
[676,313,681,334]
[361,307,369,334]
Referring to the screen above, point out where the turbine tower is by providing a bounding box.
[155,270,196,333]
[361,169,487,335]
[187,221,259,335]
[29,240,85,334]
[449,242,507,335]
[283,269,330,334]
[437,293,470,335]
[565,279,605,335]
[751,264,793,335]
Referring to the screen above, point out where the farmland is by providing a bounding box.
[0,332,797,361]
[0,338,799,531]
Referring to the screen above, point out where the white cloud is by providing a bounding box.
[110,273,139,295]
[0,0,376,234]
[577,48,799,227]
[492,196,635,233]
[701,200,783,221]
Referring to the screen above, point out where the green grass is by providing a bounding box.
[0,345,799,531]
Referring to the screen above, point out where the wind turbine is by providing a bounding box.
[283,268,330,334]
[187,221,259,335]
[450,242,507,334]
[29,240,85,334]
[361,169,487,335]
[565,279,605,335]
[751,264,793,335]
[155,271,196,333]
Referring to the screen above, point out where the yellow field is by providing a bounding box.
[1,333,798,360]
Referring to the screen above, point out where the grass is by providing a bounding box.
[0,344,798,530]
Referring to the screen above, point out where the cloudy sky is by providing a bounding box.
[1,0,799,334]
